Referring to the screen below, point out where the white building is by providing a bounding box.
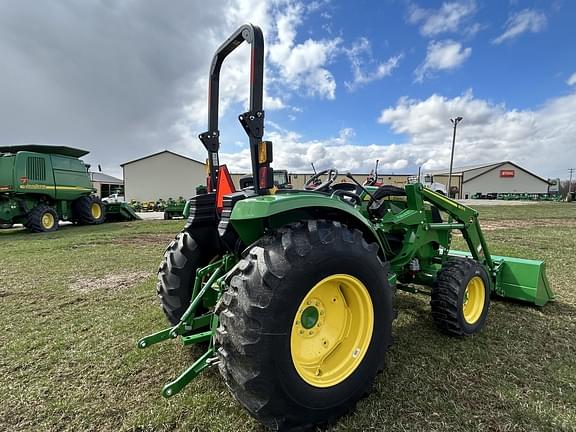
[429,161,551,199]
[121,150,206,201]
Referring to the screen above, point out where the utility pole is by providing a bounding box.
[569,168,575,195]
[448,117,463,198]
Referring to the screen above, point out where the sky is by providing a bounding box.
[0,0,575,180]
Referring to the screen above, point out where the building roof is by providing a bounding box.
[429,161,550,184]
[428,161,502,175]
[90,172,123,184]
[120,150,204,167]
[0,144,89,158]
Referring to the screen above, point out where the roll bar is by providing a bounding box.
[199,24,270,193]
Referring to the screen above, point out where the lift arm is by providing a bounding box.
[419,187,495,272]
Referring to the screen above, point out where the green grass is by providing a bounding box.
[1,204,575,431]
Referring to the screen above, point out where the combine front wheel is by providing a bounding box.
[431,257,490,336]
[215,220,394,430]
[27,204,59,233]
[73,195,106,225]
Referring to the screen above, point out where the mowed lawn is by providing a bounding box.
[1,203,575,431]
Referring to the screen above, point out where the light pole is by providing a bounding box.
[448,116,463,198]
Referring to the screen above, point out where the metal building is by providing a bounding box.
[121,150,205,201]
[429,161,551,199]
[89,172,124,198]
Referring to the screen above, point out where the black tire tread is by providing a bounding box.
[156,230,217,325]
[215,220,394,431]
[73,195,106,225]
[430,257,490,336]
[26,204,58,233]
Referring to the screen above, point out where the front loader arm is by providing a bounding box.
[420,187,495,273]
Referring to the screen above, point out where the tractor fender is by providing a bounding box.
[228,192,385,257]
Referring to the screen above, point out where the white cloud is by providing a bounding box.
[175,0,340,160]
[268,3,341,99]
[415,40,471,82]
[566,72,576,86]
[408,1,477,36]
[222,89,576,179]
[344,38,402,91]
[378,90,576,175]
[493,9,547,44]
[221,126,409,173]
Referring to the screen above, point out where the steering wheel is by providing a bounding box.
[304,169,339,191]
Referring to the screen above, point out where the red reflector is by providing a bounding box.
[259,167,269,189]
[216,165,236,212]
[206,176,212,192]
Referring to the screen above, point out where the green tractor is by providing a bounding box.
[0,145,106,232]
[139,25,554,430]
[163,197,187,220]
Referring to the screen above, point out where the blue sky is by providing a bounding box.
[215,0,576,178]
[0,1,574,179]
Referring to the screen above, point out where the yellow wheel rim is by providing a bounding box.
[290,274,374,388]
[90,202,102,219]
[41,212,55,230]
[463,276,485,324]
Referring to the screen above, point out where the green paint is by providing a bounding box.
[0,147,96,225]
[450,250,555,306]
[138,254,237,398]
[141,181,554,400]
[229,191,383,250]
[301,306,319,329]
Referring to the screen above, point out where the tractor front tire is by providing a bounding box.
[73,195,106,225]
[27,204,59,233]
[215,220,394,430]
[157,231,217,325]
[431,257,490,336]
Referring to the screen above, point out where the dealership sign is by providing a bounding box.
[500,169,515,178]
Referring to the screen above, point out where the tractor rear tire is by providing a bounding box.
[73,195,106,225]
[157,230,217,325]
[27,204,59,233]
[215,220,394,431]
[431,257,490,336]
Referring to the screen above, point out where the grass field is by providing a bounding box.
[1,203,575,431]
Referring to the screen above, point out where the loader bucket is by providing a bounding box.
[492,254,555,306]
[449,251,555,306]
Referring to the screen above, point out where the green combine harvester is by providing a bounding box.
[139,25,554,431]
[0,144,139,232]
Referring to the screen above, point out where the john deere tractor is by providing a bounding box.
[0,145,105,232]
[139,24,554,430]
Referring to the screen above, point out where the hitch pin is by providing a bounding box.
[206,356,220,366]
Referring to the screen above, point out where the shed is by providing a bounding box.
[429,161,551,199]
[121,150,206,201]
